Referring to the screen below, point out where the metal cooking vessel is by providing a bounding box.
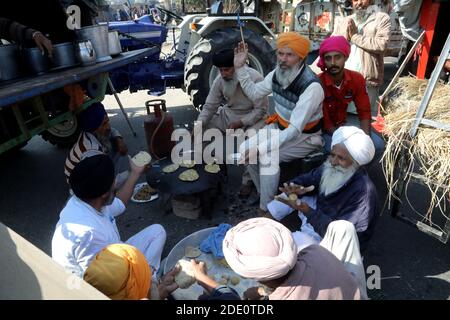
[74,40,96,66]
[23,47,51,75]
[164,227,215,273]
[51,42,79,70]
[75,24,111,62]
[108,31,122,56]
[0,44,22,81]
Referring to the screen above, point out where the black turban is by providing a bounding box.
[70,154,115,200]
[212,49,234,68]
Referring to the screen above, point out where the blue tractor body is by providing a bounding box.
[108,15,184,96]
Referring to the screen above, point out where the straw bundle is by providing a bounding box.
[382,77,450,221]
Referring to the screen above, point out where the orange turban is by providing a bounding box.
[276,32,310,59]
[84,244,151,300]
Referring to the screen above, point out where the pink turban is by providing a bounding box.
[222,218,298,281]
[317,36,351,71]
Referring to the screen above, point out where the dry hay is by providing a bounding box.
[381,76,450,223]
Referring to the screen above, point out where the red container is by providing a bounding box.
[144,99,175,159]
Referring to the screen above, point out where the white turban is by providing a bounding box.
[222,218,298,281]
[331,126,375,166]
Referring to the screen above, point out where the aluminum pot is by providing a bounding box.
[75,24,111,62]
[74,40,96,66]
[23,47,51,75]
[108,30,122,56]
[0,44,22,81]
[51,42,79,70]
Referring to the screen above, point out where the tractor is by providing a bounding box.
[106,0,277,109]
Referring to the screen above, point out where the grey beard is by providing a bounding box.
[95,132,112,155]
[275,64,300,88]
[354,9,369,24]
[319,160,358,196]
[222,76,239,100]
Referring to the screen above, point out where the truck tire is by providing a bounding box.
[40,115,80,148]
[184,28,275,110]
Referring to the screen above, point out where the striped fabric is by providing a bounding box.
[64,132,103,183]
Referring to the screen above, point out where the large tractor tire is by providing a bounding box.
[40,115,80,148]
[184,28,275,110]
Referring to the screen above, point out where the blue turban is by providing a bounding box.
[79,102,107,133]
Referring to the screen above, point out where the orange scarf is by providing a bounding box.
[265,113,320,131]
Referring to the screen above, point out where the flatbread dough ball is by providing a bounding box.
[174,259,196,289]
[230,275,240,285]
[218,277,228,285]
[132,151,151,167]
[185,246,202,258]
[221,273,230,280]
[288,193,298,201]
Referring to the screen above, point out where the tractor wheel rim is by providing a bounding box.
[46,117,78,138]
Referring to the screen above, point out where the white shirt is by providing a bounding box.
[235,66,324,153]
[51,196,126,277]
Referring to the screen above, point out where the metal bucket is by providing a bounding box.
[0,44,22,81]
[75,24,111,62]
[23,47,51,75]
[74,40,96,66]
[51,42,79,70]
[108,31,122,56]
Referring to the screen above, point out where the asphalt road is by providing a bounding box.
[0,63,449,300]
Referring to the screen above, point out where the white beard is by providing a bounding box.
[275,63,301,88]
[222,75,239,100]
[319,160,358,196]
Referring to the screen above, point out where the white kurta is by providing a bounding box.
[52,196,166,277]
[235,66,324,210]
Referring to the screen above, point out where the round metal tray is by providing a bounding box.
[164,227,261,300]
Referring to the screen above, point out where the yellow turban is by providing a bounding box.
[276,32,310,59]
[84,244,151,300]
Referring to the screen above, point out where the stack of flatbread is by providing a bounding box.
[162,163,179,173]
[131,151,151,167]
[204,164,220,174]
[179,169,199,182]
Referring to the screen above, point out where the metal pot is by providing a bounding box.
[0,44,22,81]
[23,47,51,75]
[108,31,122,56]
[51,42,79,70]
[74,40,96,66]
[75,24,111,62]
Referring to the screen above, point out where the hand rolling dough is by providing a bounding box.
[174,259,196,289]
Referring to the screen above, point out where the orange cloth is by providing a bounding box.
[84,244,151,300]
[63,84,85,111]
[277,32,310,59]
[266,113,320,132]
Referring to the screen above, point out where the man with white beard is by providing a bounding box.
[195,48,268,196]
[269,126,378,254]
[234,32,324,215]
